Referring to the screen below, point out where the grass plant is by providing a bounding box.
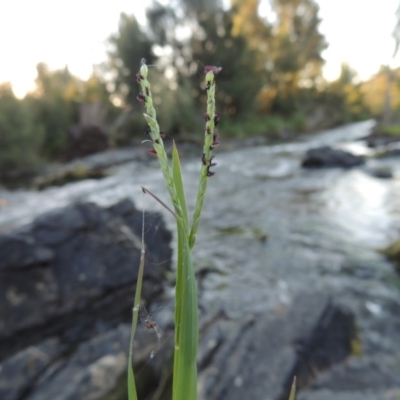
[128,59,221,400]
[128,59,297,400]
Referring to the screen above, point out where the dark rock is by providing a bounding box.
[107,198,173,279]
[302,147,364,168]
[298,354,400,399]
[199,292,356,400]
[375,143,400,158]
[27,325,130,400]
[366,133,400,148]
[0,338,61,400]
[298,388,399,400]
[0,234,54,269]
[366,166,393,179]
[304,356,400,391]
[22,323,171,400]
[0,199,172,361]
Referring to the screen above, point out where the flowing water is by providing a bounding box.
[1,120,400,319]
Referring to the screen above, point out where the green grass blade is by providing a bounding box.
[288,376,296,400]
[127,249,143,400]
[127,361,137,400]
[171,142,191,398]
[172,142,189,227]
[173,227,198,400]
[172,227,184,397]
[172,141,196,400]
[127,206,147,400]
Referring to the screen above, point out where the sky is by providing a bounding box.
[0,0,399,98]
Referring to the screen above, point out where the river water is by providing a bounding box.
[1,120,400,319]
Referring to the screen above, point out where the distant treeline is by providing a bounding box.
[1,0,399,181]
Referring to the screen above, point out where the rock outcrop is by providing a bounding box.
[302,146,365,168]
[198,292,356,400]
[0,199,173,400]
[1,199,399,399]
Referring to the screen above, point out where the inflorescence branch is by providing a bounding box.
[136,59,188,233]
[189,65,222,249]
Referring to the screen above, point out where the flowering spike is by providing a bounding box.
[190,62,222,248]
[137,94,146,103]
[136,58,188,233]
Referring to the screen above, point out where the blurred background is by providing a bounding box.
[0,0,399,183]
[2,2,400,400]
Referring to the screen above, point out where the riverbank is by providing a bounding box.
[0,121,344,191]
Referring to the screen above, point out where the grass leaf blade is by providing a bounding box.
[127,202,147,400]
[288,376,296,400]
[173,227,198,400]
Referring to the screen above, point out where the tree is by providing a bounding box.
[260,0,327,114]
[26,63,115,159]
[361,66,400,117]
[25,63,80,158]
[326,64,369,123]
[190,8,263,119]
[108,1,264,133]
[0,84,44,181]
[108,13,154,106]
[107,0,329,138]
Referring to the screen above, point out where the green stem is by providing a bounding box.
[189,71,218,249]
